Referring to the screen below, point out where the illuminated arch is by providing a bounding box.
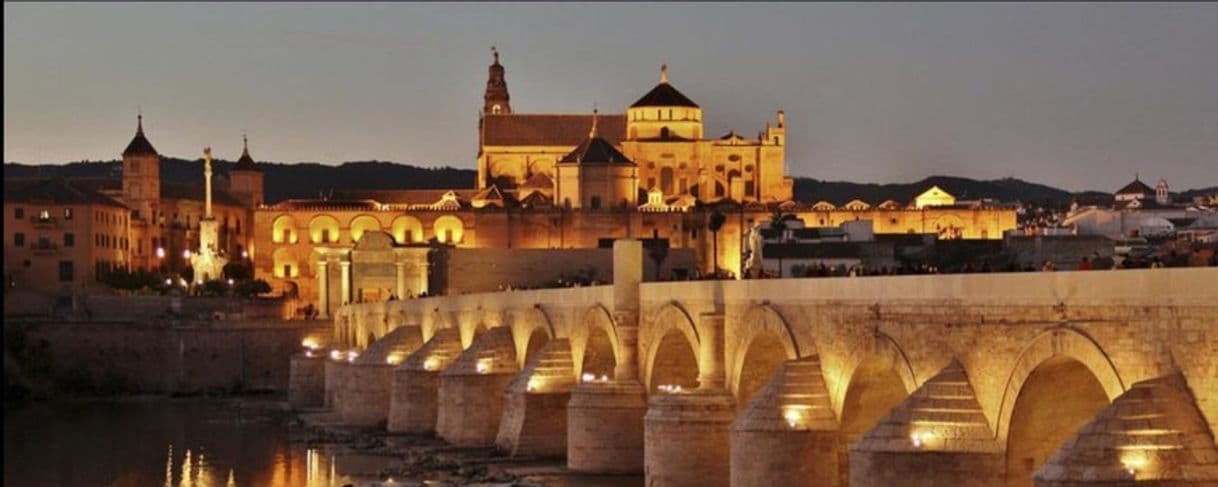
[349,215,382,243]
[309,215,341,244]
[272,247,299,278]
[729,305,802,401]
[432,215,465,244]
[995,325,1124,441]
[390,215,424,244]
[271,214,298,243]
[577,305,623,377]
[643,302,702,391]
[511,306,557,369]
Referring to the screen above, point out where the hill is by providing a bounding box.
[5,159,1214,207]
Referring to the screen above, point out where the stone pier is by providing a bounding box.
[644,390,736,487]
[731,356,839,487]
[850,360,1004,487]
[387,328,463,434]
[288,354,326,409]
[567,381,648,473]
[495,339,577,457]
[436,326,519,447]
[336,326,423,427]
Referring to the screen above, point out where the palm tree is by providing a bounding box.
[709,209,727,277]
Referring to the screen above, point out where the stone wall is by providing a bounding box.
[436,247,697,295]
[15,321,325,394]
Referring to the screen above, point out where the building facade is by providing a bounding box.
[252,52,1017,314]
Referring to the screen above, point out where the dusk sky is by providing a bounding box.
[5,2,1216,192]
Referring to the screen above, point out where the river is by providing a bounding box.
[3,397,640,487]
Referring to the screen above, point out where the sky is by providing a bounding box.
[4,2,1217,192]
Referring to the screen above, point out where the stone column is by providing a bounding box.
[697,312,726,390]
[395,261,407,299]
[339,260,351,305]
[417,260,429,296]
[316,260,329,319]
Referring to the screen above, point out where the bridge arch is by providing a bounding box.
[643,302,702,393]
[995,324,1125,441]
[511,306,557,369]
[576,305,622,379]
[833,331,918,486]
[730,305,802,404]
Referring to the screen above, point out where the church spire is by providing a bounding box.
[589,104,599,138]
[483,46,511,115]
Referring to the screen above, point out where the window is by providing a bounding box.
[64,233,74,248]
[38,210,51,222]
[679,178,688,194]
[283,264,293,277]
[660,127,670,139]
[37,236,50,248]
[59,261,74,282]
[15,208,23,219]
[590,196,602,209]
[64,208,73,220]
[492,105,502,114]
[14,233,24,247]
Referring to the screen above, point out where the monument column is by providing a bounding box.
[340,260,351,305]
[417,259,429,296]
[612,239,643,382]
[316,259,329,319]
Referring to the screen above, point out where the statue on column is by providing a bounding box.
[190,146,228,284]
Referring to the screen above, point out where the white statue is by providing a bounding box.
[744,223,764,277]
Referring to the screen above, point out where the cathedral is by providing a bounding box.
[477,48,793,207]
[250,51,1016,315]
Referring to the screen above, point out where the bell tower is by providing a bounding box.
[121,113,161,223]
[483,46,511,115]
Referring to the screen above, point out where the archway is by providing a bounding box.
[837,357,909,486]
[309,215,341,244]
[272,248,299,278]
[390,215,424,244]
[582,326,616,379]
[1005,356,1109,487]
[349,215,382,243]
[736,332,790,407]
[648,328,699,394]
[523,327,550,367]
[433,215,464,244]
[730,306,802,403]
[271,215,297,243]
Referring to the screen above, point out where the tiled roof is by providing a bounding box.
[1115,179,1153,195]
[4,178,128,208]
[331,189,475,206]
[519,172,554,190]
[559,136,635,165]
[483,114,626,146]
[631,82,699,108]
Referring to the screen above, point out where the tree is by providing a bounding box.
[234,279,272,298]
[222,260,252,281]
[709,209,727,277]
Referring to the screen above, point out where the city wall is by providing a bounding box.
[12,321,328,395]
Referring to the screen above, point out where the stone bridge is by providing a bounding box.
[289,240,1218,487]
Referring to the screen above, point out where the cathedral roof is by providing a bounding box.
[1116,178,1154,196]
[631,82,699,108]
[233,136,261,172]
[559,136,634,166]
[482,114,626,146]
[123,116,158,157]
